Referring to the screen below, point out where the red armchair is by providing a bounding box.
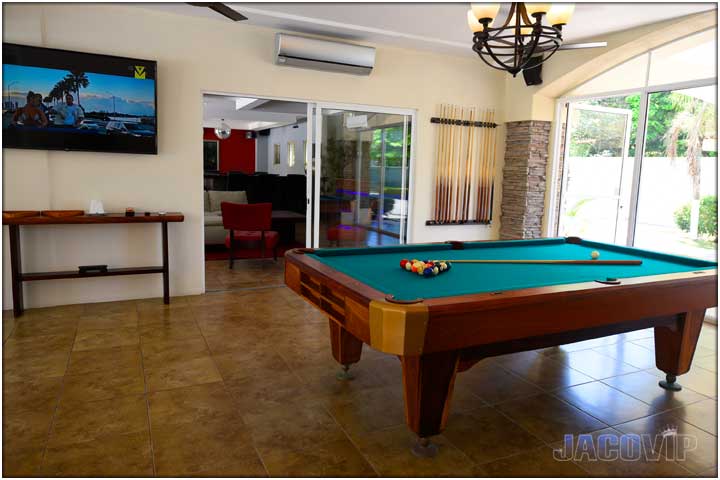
[220,202,279,268]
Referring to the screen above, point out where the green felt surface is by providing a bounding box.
[307,238,717,301]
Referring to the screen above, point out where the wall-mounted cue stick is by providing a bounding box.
[483,110,497,221]
[462,108,475,219]
[446,105,458,222]
[455,107,464,221]
[478,109,491,222]
[451,106,461,222]
[438,104,448,221]
[440,104,448,222]
[457,107,468,221]
[488,110,497,221]
[432,259,643,265]
[474,110,483,222]
[440,105,450,221]
[485,110,495,221]
[433,105,442,220]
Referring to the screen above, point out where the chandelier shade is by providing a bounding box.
[469,2,572,77]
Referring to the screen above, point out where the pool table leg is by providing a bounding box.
[401,351,460,457]
[654,309,706,391]
[329,320,363,380]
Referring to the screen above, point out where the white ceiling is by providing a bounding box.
[142,3,715,56]
[203,94,307,130]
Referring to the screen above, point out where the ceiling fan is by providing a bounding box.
[187,3,247,22]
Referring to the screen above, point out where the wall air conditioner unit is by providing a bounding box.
[275,33,376,76]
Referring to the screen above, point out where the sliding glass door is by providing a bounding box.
[633,85,717,260]
[306,104,414,248]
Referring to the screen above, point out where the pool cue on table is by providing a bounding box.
[432,259,643,265]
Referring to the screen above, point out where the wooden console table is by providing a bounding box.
[2,212,184,317]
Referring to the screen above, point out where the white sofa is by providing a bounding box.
[204,190,247,245]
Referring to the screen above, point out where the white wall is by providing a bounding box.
[262,122,308,176]
[2,3,506,309]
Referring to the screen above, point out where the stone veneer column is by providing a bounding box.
[499,120,552,240]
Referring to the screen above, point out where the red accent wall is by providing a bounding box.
[203,128,255,174]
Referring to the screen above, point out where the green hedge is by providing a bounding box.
[674,195,717,239]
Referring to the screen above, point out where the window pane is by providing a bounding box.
[648,29,717,86]
[567,54,648,97]
[633,85,717,261]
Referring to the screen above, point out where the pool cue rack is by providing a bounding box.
[427,104,498,226]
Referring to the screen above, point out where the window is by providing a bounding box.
[287,141,296,167]
[553,27,717,261]
[273,144,280,165]
[203,140,219,171]
[648,29,716,86]
[568,54,649,97]
[566,28,717,97]
[303,140,308,171]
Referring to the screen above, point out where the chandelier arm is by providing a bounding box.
[525,44,561,70]
[517,3,533,26]
[496,3,518,29]
[474,50,515,72]
[483,41,518,73]
[519,31,543,68]
[473,39,518,72]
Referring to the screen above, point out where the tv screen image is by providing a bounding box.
[3,44,157,154]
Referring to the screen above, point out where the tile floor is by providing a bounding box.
[2,258,718,477]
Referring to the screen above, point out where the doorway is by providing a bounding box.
[557,101,634,244]
[201,94,416,292]
[202,94,309,291]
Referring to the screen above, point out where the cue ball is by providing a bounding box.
[591,250,600,260]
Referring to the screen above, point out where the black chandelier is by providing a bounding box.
[468,3,574,77]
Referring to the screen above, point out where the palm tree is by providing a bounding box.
[64,70,89,106]
[665,93,717,238]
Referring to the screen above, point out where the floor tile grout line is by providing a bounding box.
[316,401,385,477]
[189,298,272,478]
[38,316,80,471]
[272,337,389,476]
[598,375,711,412]
[136,302,158,478]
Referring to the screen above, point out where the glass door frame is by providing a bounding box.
[548,76,717,246]
[308,101,417,248]
[556,102,634,243]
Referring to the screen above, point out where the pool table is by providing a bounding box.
[284,237,717,455]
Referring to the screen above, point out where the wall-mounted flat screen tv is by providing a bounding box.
[3,43,157,154]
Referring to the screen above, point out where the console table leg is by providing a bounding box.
[9,225,24,317]
[161,221,169,304]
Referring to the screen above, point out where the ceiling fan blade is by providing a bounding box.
[558,41,608,51]
[187,2,248,21]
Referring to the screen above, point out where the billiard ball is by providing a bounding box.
[400,259,408,269]
[591,250,600,260]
